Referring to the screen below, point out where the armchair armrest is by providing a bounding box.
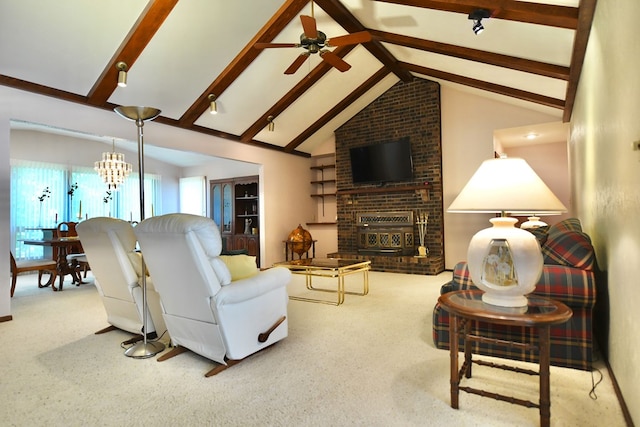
[214,267,291,306]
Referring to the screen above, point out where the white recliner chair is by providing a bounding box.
[76,217,167,343]
[134,213,290,377]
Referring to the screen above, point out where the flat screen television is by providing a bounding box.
[349,137,413,184]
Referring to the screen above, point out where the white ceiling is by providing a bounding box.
[1,0,591,163]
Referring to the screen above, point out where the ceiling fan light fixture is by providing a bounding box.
[116,61,128,87]
[468,9,491,35]
[208,94,217,115]
[267,116,275,132]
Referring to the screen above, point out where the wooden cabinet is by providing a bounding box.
[210,176,260,265]
[210,181,233,233]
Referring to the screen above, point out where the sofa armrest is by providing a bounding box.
[440,262,479,294]
[536,265,596,309]
[442,261,595,310]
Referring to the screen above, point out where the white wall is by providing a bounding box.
[570,0,640,422]
[441,86,561,269]
[504,141,572,224]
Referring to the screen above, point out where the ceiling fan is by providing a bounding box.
[254,14,371,74]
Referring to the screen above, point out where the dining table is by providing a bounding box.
[22,236,86,291]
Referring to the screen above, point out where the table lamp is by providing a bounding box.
[448,156,566,307]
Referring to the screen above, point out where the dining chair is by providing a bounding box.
[55,221,90,285]
[9,251,57,297]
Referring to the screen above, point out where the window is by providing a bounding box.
[10,159,161,259]
[179,176,206,216]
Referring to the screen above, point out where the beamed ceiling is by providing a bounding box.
[0,0,596,159]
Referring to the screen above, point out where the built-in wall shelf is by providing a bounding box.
[310,165,336,171]
[310,156,337,217]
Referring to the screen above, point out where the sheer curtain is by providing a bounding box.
[70,166,106,222]
[118,172,162,222]
[10,160,162,259]
[10,160,66,259]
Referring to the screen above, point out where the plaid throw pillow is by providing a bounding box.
[549,218,583,234]
[542,230,595,271]
[526,225,549,246]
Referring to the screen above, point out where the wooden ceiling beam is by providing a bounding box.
[315,0,414,82]
[563,0,598,122]
[241,45,356,143]
[402,62,565,109]
[285,67,392,152]
[87,0,179,105]
[154,118,310,157]
[371,29,570,80]
[372,0,578,29]
[179,0,309,126]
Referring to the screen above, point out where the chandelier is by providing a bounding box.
[94,139,132,190]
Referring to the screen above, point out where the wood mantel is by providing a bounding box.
[336,184,430,200]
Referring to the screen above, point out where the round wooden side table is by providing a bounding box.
[438,290,572,427]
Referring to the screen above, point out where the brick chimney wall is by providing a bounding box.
[334,78,444,272]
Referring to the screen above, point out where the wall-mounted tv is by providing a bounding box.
[349,137,413,184]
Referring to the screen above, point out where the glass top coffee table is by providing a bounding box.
[274,258,370,306]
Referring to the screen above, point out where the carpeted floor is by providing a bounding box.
[2,270,626,426]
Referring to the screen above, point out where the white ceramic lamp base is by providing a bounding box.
[467,217,543,307]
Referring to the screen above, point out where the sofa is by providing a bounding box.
[433,218,596,371]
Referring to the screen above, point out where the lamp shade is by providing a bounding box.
[447,157,567,215]
[448,157,566,307]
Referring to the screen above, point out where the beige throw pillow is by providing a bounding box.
[219,255,258,281]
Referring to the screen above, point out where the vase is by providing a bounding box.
[417,246,427,257]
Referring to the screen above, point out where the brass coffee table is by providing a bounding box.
[275,258,370,306]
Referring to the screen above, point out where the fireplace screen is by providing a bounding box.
[356,211,414,255]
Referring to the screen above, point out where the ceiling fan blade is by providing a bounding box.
[300,15,318,39]
[284,53,310,75]
[254,42,299,49]
[326,31,371,47]
[320,50,351,72]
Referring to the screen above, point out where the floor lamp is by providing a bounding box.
[114,106,165,358]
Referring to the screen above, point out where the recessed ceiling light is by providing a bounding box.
[525,133,539,140]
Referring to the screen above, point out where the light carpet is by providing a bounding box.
[1,270,626,426]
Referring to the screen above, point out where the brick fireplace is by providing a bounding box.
[328,78,445,275]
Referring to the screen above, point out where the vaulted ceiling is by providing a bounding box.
[0,0,596,159]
